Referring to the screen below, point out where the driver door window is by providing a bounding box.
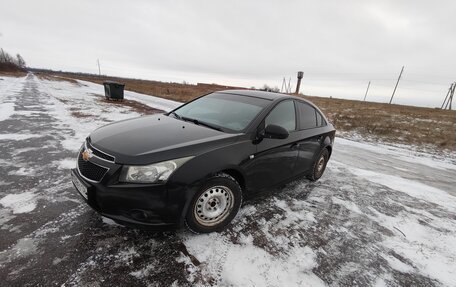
[265,100,296,132]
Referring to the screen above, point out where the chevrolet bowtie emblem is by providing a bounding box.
[82,149,93,162]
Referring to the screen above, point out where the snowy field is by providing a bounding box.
[0,74,456,286]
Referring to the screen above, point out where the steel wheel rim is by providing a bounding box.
[316,156,325,173]
[194,185,234,227]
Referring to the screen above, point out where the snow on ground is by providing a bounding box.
[336,137,456,171]
[0,102,15,121]
[0,133,43,141]
[0,191,37,214]
[0,73,455,286]
[74,79,181,112]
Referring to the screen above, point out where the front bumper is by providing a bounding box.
[71,168,188,229]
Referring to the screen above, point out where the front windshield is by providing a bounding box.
[170,92,270,132]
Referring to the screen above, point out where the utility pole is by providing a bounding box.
[389,66,404,104]
[442,82,455,110]
[97,59,101,76]
[363,81,371,101]
[295,71,304,94]
[451,87,454,110]
[441,84,452,109]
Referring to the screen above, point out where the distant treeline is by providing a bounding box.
[0,48,26,71]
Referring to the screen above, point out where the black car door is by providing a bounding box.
[292,100,325,175]
[244,100,300,191]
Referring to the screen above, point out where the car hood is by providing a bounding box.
[89,114,240,164]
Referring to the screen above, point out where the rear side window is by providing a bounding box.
[265,100,296,131]
[296,101,317,129]
[316,111,327,127]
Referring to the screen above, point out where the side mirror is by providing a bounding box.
[264,124,289,139]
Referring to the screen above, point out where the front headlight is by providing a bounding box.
[119,156,193,183]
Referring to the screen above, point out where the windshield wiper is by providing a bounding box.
[180,116,223,132]
[169,111,181,119]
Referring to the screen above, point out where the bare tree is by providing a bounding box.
[0,48,15,64]
[260,84,280,93]
[0,48,26,71]
[0,48,8,63]
[16,54,26,67]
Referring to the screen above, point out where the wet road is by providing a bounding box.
[1,74,455,286]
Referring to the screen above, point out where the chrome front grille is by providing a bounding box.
[87,141,115,162]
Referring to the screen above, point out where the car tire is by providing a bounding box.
[307,148,329,181]
[185,173,243,233]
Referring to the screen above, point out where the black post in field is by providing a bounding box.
[295,71,304,94]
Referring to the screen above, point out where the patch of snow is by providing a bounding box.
[332,197,362,214]
[8,167,35,176]
[130,264,155,279]
[55,158,75,170]
[351,167,456,211]
[221,244,324,287]
[336,137,456,171]
[274,198,317,225]
[0,102,15,121]
[383,229,456,287]
[8,238,38,258]
[391,166,409,172]
[382,254,414,273]
[116,247,139,266]
[53,257,64,265]
[101,216,121,226]
[374,276,390,287]
[12,147,41,156]
[183,232,324,286]
[0,192,37,214]
[0,133,43,141]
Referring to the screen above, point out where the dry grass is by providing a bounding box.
[0,62,27,77]
[303,96,456,150]
[35,72,79,84]
[0,70,27,77]
[38,71,244,102]
[97,97,163,114]
[39,71,456,151]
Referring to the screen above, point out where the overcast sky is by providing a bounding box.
[1,0,455,107]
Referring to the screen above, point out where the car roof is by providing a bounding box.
[215,89,323,114]
[217,89,294,101]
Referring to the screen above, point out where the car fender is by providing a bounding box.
[175,163,248,227]
[169,139,253,226]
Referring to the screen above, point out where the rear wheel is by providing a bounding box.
[185,173,242,233]
[308,148,329,181]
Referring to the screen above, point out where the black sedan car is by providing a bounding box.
[71,90,335,233]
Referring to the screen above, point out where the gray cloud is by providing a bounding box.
[1,0,455,107]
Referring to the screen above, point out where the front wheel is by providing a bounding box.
[308,148,329,181]
[185,173,243,233]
